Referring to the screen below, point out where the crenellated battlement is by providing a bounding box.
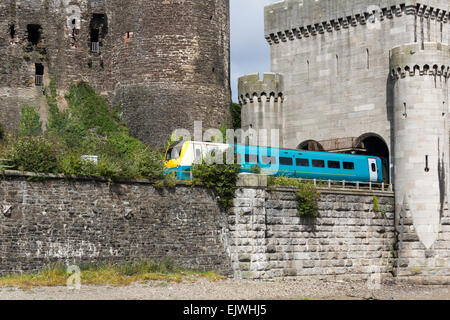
[238,73,284,105]
[265,1,450,45]
[389,43,450,79]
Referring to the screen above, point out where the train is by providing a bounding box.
[164,141,384,183]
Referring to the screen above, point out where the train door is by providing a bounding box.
[368,158,378,182]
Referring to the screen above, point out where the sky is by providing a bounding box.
[230,0,280,102]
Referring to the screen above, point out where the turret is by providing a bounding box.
[238,73,284,147]
[390,43,450,276]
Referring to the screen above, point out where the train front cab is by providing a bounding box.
[164,141,193,180]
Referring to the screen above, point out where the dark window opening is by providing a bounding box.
[91,28,99,42]
[328,161,341,169]
[245,154,258,164]
[371,163,377,172]
[312,160,325,168]
[35,63,44,75]
[90,13,108,52]
[366,48,370,69]
[35,63,44,86]
[280,157,293,166]
[9,24,15,39]
[262,156,276,165]
[343,162,355,170]
[91,28,100,52]
[27,24,42,45]
[296,158,309,167]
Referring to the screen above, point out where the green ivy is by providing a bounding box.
[8,136,58,173]
[268,175,301,187]
[373,196,380,212]
[250,165,262,174]
[192,158,241,210]
[6,81,165,181]
[231,102,242,130]
[296,183,321,218]
[19,105,42,137]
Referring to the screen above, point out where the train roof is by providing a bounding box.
[182,141,382,161]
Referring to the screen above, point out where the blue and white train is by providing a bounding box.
[164,141,383,183]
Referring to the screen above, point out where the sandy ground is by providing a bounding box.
[0,278,449,300]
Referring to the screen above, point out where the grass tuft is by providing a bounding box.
[0,260,226,290]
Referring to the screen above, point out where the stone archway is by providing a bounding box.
[298,140,325,152]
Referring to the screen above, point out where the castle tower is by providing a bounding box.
[0,0,231,147]
[109,0,231,146]
[390,43,450,279]
[238,73,283,147]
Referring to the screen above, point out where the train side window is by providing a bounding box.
[312,160,325,168]
[280,157,293,166]
[343,162,355,170]
[328,161,341,169]
[262,156,277,164]
[296,158,309,167]
[245,154,258,164]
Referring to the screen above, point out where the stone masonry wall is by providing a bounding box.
[396,203,450,284]
[2,172,449,284]
[0,173,232,276]
[229,185,397,281]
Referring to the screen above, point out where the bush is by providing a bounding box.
[8,136,59,173]
[192,158,241,210]
[250,165,262,174]
[268,175,301,187]
[58,152,99,177]
[231,102,241,130]
[296,183,321,217]
[19,106,42,137]
[373,196,380,212]
[6,81,165,180]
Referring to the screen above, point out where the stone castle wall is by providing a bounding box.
[247,0,450,150]
[0,0,231,147]
[229,185,397,281]
[1,172,448,283]
[0,173,233,276]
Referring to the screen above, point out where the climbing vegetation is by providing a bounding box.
[296,182,321,218]
[18,105,42,137]
[3,80,165,182]
[192,153,241,210]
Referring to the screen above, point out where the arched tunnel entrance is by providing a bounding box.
[298,135,391,183]
[298,140,325,152]
[355,134,390,183]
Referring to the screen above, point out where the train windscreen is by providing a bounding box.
[166,143,183,161]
